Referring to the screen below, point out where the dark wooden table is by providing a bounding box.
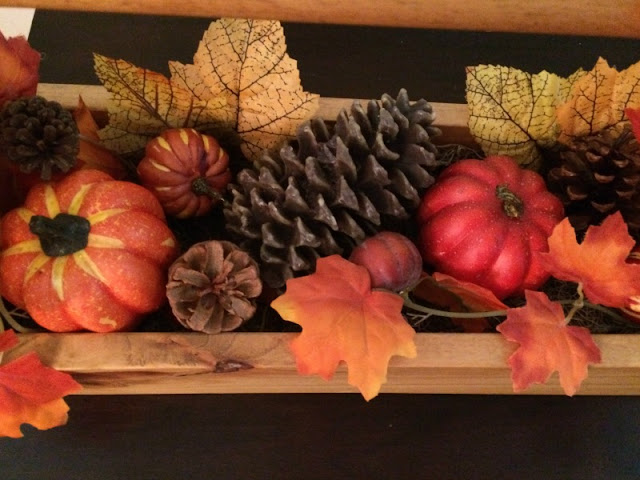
[2,11,640,479]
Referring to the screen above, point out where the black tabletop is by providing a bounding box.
[2,11,640,480]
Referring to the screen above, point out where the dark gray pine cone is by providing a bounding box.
[0,95,79,180]
[224,89,441,289]
[546,125,640,238]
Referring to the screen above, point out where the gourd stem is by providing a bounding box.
[191,176,228,206]
[496,185,524,218]
[29,213,91,257]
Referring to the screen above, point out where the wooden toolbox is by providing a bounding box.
[1,1,640,396]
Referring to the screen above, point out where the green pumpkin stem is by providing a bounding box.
[496,185,524,219]
[29,213,91,257]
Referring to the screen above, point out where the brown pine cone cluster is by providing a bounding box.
[0,95,79,180]
[224,89,442,289]
[546,125,640,238]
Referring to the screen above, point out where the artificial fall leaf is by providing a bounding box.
[73,96,127,179]
[539,212,640,308]
[0,330,82,438]
[0,31,40,107]
[411,273,508,332]
[94,53,230,156]
[95,18,319,162]
[271,255,416,401]
[497,290,601,396]
[465,64,584,168]
[626,106,640,142]
[169,18,319,162]
[557,57,640,143]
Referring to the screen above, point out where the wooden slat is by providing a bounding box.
[36,83,472,145]
[3,332,640,395]
[3,0,640,38]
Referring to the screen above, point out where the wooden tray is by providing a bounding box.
[1,83,638,396]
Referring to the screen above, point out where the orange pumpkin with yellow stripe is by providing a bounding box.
[137,128,231,218]
[0,169,179,332]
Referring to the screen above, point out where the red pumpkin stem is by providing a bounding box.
[496,185,524,218]
[191,176,227,205]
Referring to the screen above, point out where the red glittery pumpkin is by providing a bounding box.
[416,156,564,299]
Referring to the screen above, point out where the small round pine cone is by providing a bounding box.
[166,240,262,334]
[0,95,79,180]
[547,125,640,237]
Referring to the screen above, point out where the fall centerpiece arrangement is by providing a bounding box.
[1,18,640,437]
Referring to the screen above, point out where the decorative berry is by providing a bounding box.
[349,231,423,292]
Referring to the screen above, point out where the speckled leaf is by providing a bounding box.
[169,18,319,162]
[466,64,584,168]
[93,53,229,156]
[557,57,640,143]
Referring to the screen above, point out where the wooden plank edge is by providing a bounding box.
[36,83,473,144]
[3,332,640,395]
[4,0,640,39]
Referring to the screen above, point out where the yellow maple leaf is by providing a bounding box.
[169,18,319,162]
[557,57,640,143]
[94,53,228,156]
[466,64,584,168]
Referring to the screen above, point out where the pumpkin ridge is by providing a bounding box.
[72,250,107,284]
[51,256,67,300]
[87,208,128,226]
[67,184,93,215]
[44,185,60,217]
[17,208,33,225]
[24,253,50,284]
[3,239,42,256]
[87,234,125,249]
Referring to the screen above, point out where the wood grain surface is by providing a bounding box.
[3,0,640,38]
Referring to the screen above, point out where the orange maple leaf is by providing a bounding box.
[0,330,82,438]
[557,57,640,143]
[73,96,127,179]
[497,290,601,395]
[0,32,40,107]
[271,255,416,400]
[539,212,640,308]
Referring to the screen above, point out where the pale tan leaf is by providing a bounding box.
[173,18,319,163]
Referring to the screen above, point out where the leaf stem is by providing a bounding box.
[400,290,509,318]
[565,283,585,325]
[402,284,629,326]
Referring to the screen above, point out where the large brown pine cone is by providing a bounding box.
[224,89,442,289]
